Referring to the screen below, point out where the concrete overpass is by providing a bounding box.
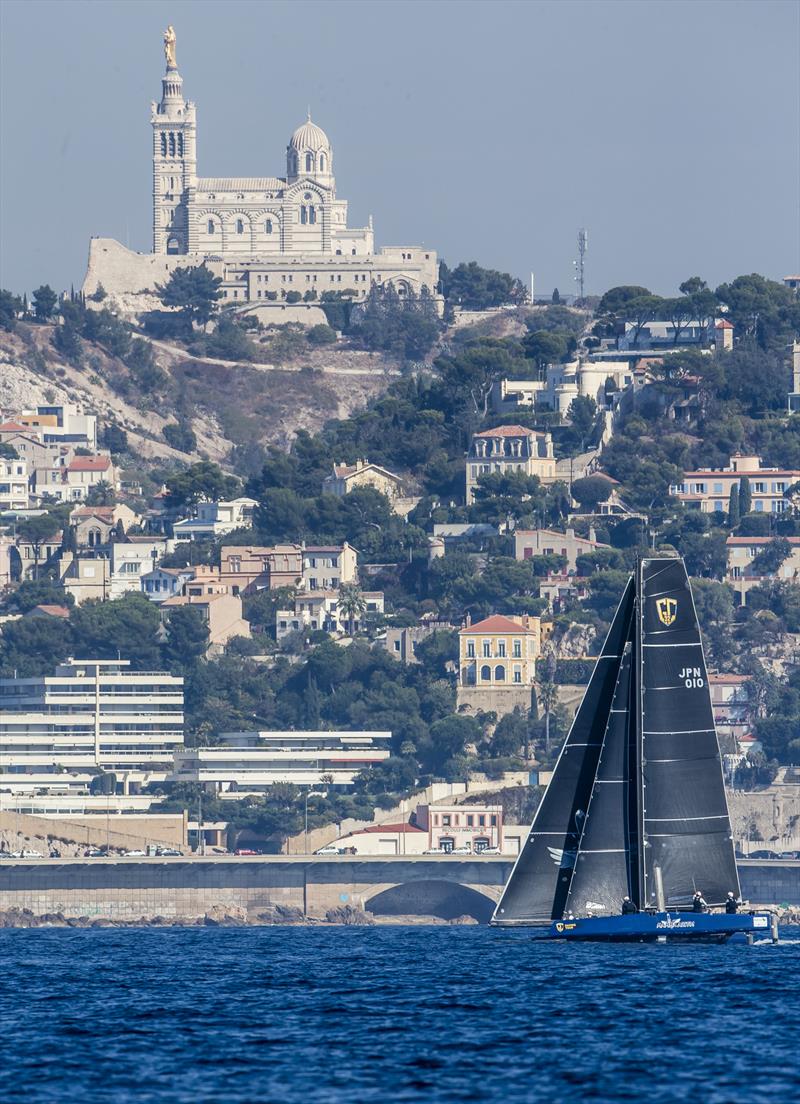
[0,856,796,923]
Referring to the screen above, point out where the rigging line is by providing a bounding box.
[646,814,729,821]
[643,729,715,736]
[642,641,703,648]
[576,848,626,854]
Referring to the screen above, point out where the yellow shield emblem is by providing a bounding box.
[656,597,677,626]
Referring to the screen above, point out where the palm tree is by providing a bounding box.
[534,666,558,755]
[337,583,367,637]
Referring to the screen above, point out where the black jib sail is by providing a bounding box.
[638,558,740,908]
[564,643,634,917]
[491,577,634,925]
[491,555,739,926]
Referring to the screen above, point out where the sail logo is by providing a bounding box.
[679,666,704,688]
[655,597,677,626]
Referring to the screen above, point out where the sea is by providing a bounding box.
[2,926,799,1104]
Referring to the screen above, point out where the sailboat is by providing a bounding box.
[492,556,778,943]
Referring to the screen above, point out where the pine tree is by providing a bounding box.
[739,476,752,516]
[728,483,740,528]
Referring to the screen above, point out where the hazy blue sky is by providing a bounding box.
[1,0,798,297]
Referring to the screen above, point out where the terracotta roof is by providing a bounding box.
[715,319,734,329]
[30,604,71,618]
[473,425,543,438]
[460,614,535,635]
[71,506,115,520]
[67,457,112,472]
[0,421,29,432]
[708,674,748,683]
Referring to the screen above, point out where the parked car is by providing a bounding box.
[476,847,501,855]
[122,849,147,857]
[12,849,42,859]
[451,845,473,855]
[83,848,104,857]
[155,847,182,857]
[748,850,778,859]
[423,848,446,855]
[314,844,342,855]
[779,851,800,859]
[234,848,260,856]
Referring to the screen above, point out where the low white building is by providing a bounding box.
[173,497,257,541]
[0,659,184,814]
[172,730,392,792]
[0,457,29,511]
[276,590,384,640]
[671,454,799,516]
[514,526,608,572]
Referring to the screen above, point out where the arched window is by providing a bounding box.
[167,237,180,254]
[494,664,506,682]
[88,528,101,548]
[160,133,167,157]
[308,206,316,225]
[265,219,273,234]
[236,219,244,235]
[178,133,184,157]
[300,206,307,225]
[319,153,326,172]
[480,665,491,681]
[207,220,215,234]
[168,132,176,157]
[305,152,313,172]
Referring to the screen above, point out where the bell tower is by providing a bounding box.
[150,27,197,254]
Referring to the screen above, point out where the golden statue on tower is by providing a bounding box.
[164,25,177,69]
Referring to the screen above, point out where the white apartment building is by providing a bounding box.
[173,497,258,541]
[0,659,184,813]
[276,590,384,640]
[670,454,799,515]
[172,730,391,792]
[0,457,29,511]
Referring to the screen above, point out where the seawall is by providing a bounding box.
[0,856,796,923]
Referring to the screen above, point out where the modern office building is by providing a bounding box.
[172,730,391,793]
[0,659,184,813]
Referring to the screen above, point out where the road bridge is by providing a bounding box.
[0,856,795,923]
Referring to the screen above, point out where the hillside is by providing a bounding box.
[0,321,403,470]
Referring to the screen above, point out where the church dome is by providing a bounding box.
[289,116,330,152]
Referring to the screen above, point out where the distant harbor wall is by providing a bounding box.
[0,857,796,923]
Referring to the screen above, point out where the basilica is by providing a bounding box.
[83,30,439,311]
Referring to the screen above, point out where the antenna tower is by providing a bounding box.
[574,228,588,302]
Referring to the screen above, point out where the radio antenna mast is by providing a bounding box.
[575,228,588,303]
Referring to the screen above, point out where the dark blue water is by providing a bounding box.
[2,927,799,1103]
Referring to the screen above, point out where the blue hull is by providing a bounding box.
[539,912,777,943]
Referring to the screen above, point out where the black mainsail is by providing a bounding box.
[491,556,739,925]
[639,558,739,908]
[491,577,634,925]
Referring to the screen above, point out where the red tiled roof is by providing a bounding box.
[67,457,112,472]
[473,425,542,438]
[708,674,748,683]
[461,614,535,635]
[32,604,70,618]
[0,421,29,432]
[71,506,115,519]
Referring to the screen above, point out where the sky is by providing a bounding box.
[1,0,798,298]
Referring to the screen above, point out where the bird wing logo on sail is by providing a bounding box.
[656,597,677,626]
[547,846,577,869]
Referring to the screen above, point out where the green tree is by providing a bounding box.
[32,284,58,321]
[489,708,529,758]
[566,396,597,440]
[86,481,116,507]
[751,537,793,577]
[523,329,569,369]
[728,483,740,528]
[535,670,558,754]
[570,474,613,511]
[739,475,752,516]
[17,513,61,575]
[338,582,368,636]
[440,261,520,310]
[165,461,240,510]
[162,605,209,668]
[0,289,22,331]
[157,264,222,329]
[596,285,652,317]
[70,593,162,669]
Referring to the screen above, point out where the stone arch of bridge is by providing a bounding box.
[362,879,498,924]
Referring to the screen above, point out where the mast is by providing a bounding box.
[634,557,647,910]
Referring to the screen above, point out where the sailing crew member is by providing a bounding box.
[725,892,740,914]
[692,891,708,913]
[621,896,637,915]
